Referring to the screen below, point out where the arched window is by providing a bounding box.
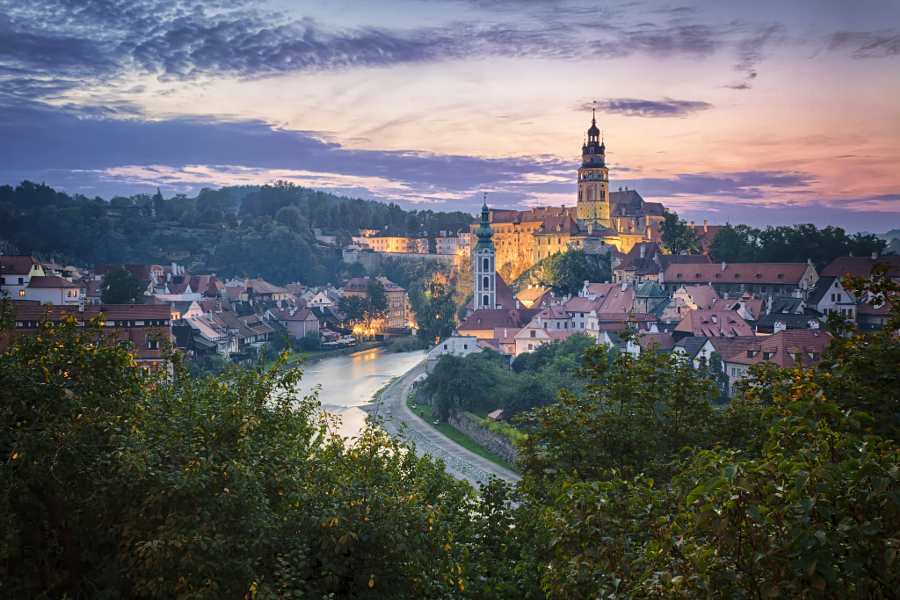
[483,276,489,289]
[483,294,490,307]
[482,257,489,271]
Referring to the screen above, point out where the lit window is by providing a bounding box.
[19,290,25,297]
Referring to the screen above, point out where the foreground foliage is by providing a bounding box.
[0,317,481,598]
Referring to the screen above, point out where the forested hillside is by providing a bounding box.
[0,180,473,285]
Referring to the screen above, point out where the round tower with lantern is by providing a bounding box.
[576,109,611,229]
[473,197,496,310]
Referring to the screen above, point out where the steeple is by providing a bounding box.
[474,194,496,251]
[473,193,496,310]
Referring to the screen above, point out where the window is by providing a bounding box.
[528,343,533,350]
[73,290,77,297]
[482,294,489,306]
[530,330,536,338]
[483,257,489,270]
[483,276,489,289]
[19,290,24,297]
[443,344,447,349]
[67,291,72,297]
[463,344,468,349]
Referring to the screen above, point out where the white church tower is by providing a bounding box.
[473,197,496,310]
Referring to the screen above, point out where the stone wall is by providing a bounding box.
[447,409,519,464]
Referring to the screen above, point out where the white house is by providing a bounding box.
[426,333,483,372]
[22,275,82,306]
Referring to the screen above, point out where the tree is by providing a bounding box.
[100,268,146,304]
[366,279,388,323]
[417,280,457,346]
[338,294,368,325]
[0,313,479,597]
[517,330,720,487]
[708,223,760,263]
[659,211,701,255]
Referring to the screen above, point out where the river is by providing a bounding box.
[293,347,426,440]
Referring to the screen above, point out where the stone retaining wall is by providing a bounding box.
[447,409,519,465]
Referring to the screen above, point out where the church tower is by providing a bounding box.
[576,110,611,229]
[473,197,496,310]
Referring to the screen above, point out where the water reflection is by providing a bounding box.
[294,348,425,440]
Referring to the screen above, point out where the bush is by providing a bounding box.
[297,330,321,351]
[479,417,528,446]
[386,335,421,353]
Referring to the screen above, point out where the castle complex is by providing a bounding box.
[470,112,668,277]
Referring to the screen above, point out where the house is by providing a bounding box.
[0,255,46,298]
[426,332,483,372]
[457,308,539,340]
[806,276,857,322]
[722,330,832,396]
[754,314,823,335]
[514,321,577,356]
[6,304,173,375]
[660,262,818,296]
[271,306,319,339]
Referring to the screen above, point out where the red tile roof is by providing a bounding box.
[820,256,900,278]
[723,330,832,368]
[26,275,79,289]
[674,309,755,337]
[0,255,41,276]
[664,263,812,285]
[458,308,541,331]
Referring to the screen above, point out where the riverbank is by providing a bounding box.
[362,362,521,488]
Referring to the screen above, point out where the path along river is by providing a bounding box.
[292,347,426,440]
[293,346,520,487]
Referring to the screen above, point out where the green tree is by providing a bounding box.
[0,314,479,598]
[338,294,368,325]
[417,280,458,346]
[708,223,761,262]
[517,331,719,488]
[659,211,701,255]
[100,267,147,304]
[366,279,388,323]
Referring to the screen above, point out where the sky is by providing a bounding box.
[1,0,898,232]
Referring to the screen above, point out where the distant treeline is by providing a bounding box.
[0,180,473,285]
[708,223,888,269]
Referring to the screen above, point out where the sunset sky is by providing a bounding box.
[1,0,898,231]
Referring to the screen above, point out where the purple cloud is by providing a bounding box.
[592,97,713,118]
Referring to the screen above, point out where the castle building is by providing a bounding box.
[470,113,668,278]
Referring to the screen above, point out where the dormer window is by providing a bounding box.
[756,274,762,279]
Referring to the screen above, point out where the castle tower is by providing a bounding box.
[473,198,496,310]
[576,109,611,229]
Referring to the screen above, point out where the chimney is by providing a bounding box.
[504,329,508,339]
[515,299,520,309]
[589,292,596,301]
[621,282,627,292]
[640,245,646,259]
[721,261,727,271]
[703,220,708,233]
[690,221,695,229]
[872,252,878,260]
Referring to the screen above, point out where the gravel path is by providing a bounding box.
[362,360,521,488]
